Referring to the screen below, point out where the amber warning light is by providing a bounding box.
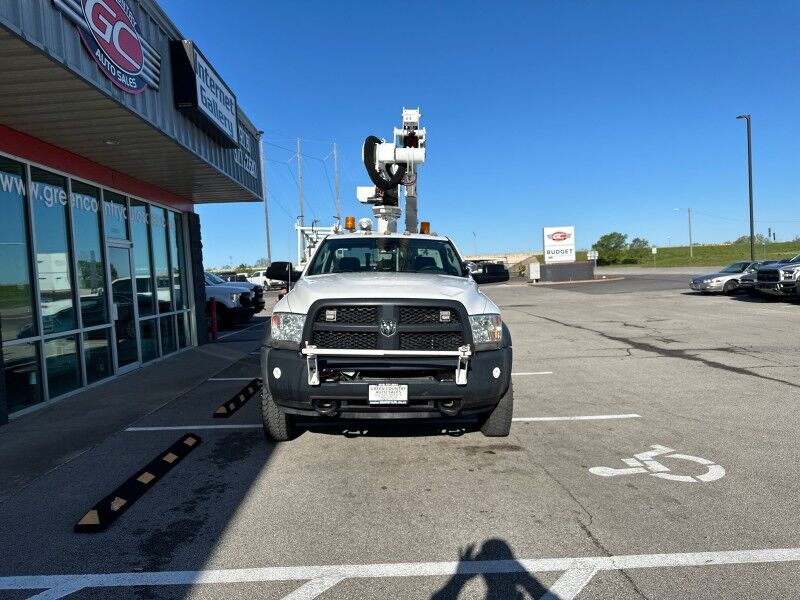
[419,221,431,234]
[345,216,356,231]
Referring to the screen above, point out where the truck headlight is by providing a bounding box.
[469,314,503,351]
[270,312,306,348]
[781,269,798,280]
[229,293,241,304]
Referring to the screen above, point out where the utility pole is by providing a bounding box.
[737,114,756,261]
[688,207,693,259]
[296,137,304,227]
[258,133,272,265]
[333,142,341,223]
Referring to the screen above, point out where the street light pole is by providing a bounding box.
[674,208,693,258]
[687,207,693,259]
[258,132,272,265]
[737,114,755,261]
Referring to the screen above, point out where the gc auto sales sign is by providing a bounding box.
[54,0,161,93]
[543,226,576,263]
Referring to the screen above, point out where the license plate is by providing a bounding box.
[368,384,408,405]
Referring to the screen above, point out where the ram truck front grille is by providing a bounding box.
[308,302,469,352]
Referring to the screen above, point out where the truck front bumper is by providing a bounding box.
[755,281,796,296]
[263,346,513,419]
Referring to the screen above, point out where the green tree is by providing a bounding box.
[733,234,769,245]
[626,237,651,263]
[592,232,628,265]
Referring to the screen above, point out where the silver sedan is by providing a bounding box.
[690,261,764,294]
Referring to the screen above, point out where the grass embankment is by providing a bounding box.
[577,241,800,268]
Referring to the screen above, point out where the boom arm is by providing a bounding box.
[357,108,426,233]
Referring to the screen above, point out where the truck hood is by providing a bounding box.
[206,284,250,295]
[276,272,498,315]
[222,281,257,291]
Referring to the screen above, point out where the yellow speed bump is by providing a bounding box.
[212,378,262,419]
[74,434,202,533]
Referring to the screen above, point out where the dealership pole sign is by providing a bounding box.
[53,0,161,93]
[170,40,239,147]
[543,226,576,263]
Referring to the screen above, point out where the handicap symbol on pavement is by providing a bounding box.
[589,444,725,483]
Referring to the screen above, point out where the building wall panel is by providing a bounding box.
[0,0,262,200]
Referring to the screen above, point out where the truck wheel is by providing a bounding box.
[480,382,513,437]
[261,387,297,442]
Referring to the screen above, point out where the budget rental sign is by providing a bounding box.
[543,226,576,263]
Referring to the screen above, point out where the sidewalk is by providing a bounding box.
[0,317,266,502]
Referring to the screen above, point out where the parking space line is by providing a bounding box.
[3,547,799,597]
[281,576,345,600]
[540,564,597,600]
[216,322,264,340]
[512,371,553,376]
[513,414,640,422]
[126,425,261,432]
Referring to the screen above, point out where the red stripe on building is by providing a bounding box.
[0,125,193,212]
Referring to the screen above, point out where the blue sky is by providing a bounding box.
[159,0,800,267]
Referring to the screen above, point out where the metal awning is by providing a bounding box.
[0,27,259,204]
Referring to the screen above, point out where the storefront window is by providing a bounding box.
[150,207,172,313]
[30,168,76,335]
[103,191,128,240]
[140,319,158,363]
[71,181,108,327]
[3,342,42,413]
[129,200,155,317]
[0,157,37,342]
[168,212,187,310]
[83,329,112,384]
[160,316,176,355]
[44,335,81,398]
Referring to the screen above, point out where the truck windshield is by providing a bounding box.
[306,237,466,277]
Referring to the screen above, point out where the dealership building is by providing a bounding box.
[0,0,263,423]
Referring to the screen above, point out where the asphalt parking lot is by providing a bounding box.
[2,276,800,599]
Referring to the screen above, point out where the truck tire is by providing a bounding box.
[261,387,298,442]
[480,382,513,437]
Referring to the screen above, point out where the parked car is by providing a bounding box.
[205,272,265,313]
[466,260,510,284]
[249,269,282,289]
[689,261,765,295]
[204,277,255,328]
[739,261,782,295]
[755,255,800,299]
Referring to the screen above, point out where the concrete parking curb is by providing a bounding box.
[74,434,201,533]
[213,379,263,418]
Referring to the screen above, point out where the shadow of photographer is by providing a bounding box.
[431,538,551,599]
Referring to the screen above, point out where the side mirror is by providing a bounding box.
[464,261,479,274]
[266,261,301,282]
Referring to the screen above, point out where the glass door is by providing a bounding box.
[107,245,140,373]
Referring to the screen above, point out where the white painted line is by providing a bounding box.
[207,378,257,382]
[3,547,800,596]
[540,564,597,600]
[513,414,641,422]
[281,576,345,600]
[216,322,264,340]
[512,371,553,376]
[125,425,262,432]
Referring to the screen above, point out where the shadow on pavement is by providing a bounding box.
[431,538,550,600]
